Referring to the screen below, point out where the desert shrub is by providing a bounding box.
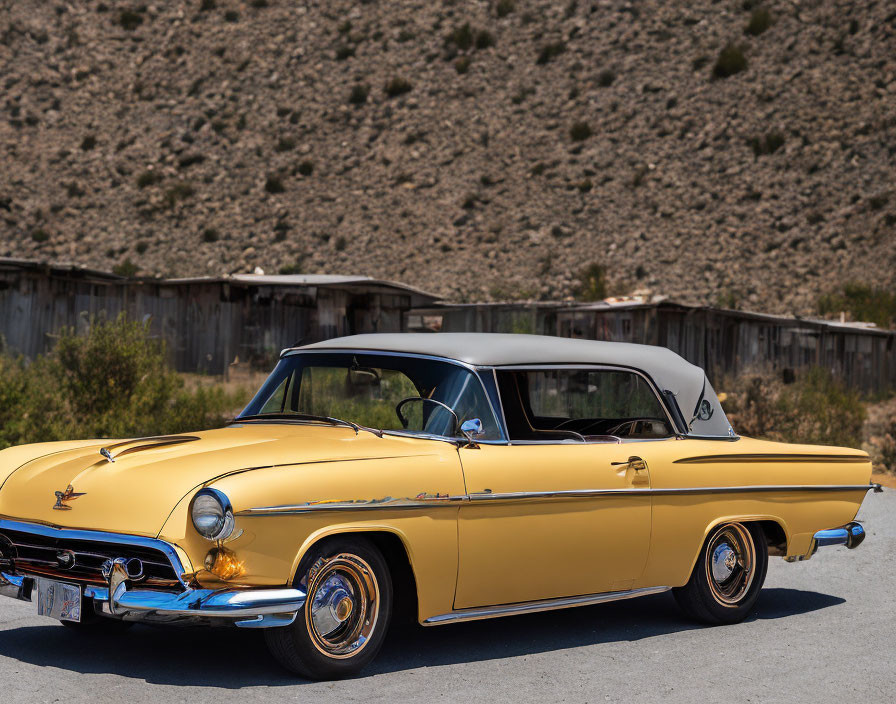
[745,8,772,36]
[496,0,515,18]
[117,9,143,31]
[135,241,148,254]
[276,137,296,152]
[334,236,347,251]
[202,227,219,243]
[278,259,304,275]
[748,131,785,156]
[475,30,495,50]
[113,258,138,277]
[536,41,566,65]
[0,316,247,449]
[348,83,370,105]
[80,135,97,151]
[136,170,160,188]
[598,69,616,87]
[31,229,49,243]
[572,262,607,301]
[264,175,285,194]
[817,284,896,329]
[348,84,370,105]
[720,367,866,447]
[384,77,413,97]
[164,181,195,207]
[297,160,314,176]
[712,44,747,79]
[875,421,896,472]
[335,45,355,60]
[446,23,474,51]
[224,10,239,22]
[178,153,205,168]
[455,56,471,74]
[569,121,593,141]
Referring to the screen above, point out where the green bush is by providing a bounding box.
[712,44,747,79]
[569,121,593,141]
[0,316,247,450]
[536,41,566,65]
[720,367,866,447]
[745,8,772,36]
[818,284,896,329]
[384,77,413,98]
[748,131,785,156]
[573,262,607,301]
[496,0,515,18]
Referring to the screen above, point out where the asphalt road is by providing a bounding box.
[1,490,893,704]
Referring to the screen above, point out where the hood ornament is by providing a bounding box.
[53,485,86,511]
[100,447,115,463]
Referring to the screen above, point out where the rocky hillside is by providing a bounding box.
[2,0,895,311]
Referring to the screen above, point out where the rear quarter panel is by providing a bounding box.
[638,437,873,588]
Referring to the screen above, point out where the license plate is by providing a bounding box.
[35,577,82,622]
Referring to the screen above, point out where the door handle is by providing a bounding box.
[611,456,648,472]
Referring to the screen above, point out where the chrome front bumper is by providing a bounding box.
[0,569,305,628]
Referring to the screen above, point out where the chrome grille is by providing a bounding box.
[0,527,183,591]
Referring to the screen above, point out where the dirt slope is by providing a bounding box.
[1,1,894,310]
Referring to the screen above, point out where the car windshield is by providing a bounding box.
[238,352,503,440]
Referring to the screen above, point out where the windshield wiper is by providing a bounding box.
[231,413,382,438]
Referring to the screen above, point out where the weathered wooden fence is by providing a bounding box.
[3,259,893,393]
[406,301,896,394]
[0,259,436,375]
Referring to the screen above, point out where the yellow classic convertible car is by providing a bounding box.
[0,333,881,679]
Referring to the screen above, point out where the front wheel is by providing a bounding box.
[265,536,392,680]
[673,522,768,625]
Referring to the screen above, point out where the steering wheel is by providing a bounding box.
[395,397,460,434]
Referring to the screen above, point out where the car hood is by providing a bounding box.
[0,424,433,537]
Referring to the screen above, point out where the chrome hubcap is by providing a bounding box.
[305,553,379,658]
[704,523,756,606]
[711,543,738,582]
[310,574,355,636]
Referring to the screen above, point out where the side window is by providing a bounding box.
[497,368,672,441]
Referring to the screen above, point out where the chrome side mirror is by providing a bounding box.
[460,418,483,447]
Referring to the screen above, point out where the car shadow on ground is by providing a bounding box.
[0,588,843,687]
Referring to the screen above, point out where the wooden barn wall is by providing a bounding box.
[433,304,895,394]
[0,268,411,375]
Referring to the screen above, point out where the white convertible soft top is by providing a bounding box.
[292,333,710,422]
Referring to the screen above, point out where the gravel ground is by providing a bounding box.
[1,490,892,703]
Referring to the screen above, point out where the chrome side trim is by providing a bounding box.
[0,519,189,587]
[237,493,469,516]
[237,484,877,515]
[674,453,870,464]
[467,484,877,501]
[423,586,671,625]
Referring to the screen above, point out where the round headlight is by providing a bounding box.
[191,489,235,542]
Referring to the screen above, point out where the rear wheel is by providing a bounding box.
[265,536,392,680]
[673,522,768,625]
